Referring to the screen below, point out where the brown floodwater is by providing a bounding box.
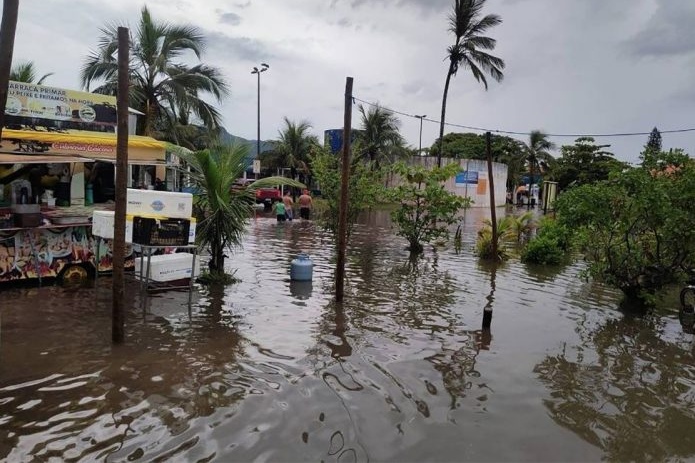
[1,208,694,461]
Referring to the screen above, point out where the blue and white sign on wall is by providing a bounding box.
[455,171,478,186]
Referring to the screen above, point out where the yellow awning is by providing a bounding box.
[0,153,92,164]
[2,128,165,150]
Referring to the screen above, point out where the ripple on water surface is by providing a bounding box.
[1,209,694,461]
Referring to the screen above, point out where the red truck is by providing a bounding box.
[255,188,282,208]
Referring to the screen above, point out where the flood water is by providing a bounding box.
[1,208,694,461]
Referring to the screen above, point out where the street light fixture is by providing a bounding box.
[415,115,427,155]
[251,63,269,178]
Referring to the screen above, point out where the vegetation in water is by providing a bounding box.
[197,269,240,286]
[554,149,695,301]
[311,148,384,237]
[476,216,514,261]
[521,217,572,265]
[389,162,470,253]
[182,144,304,280]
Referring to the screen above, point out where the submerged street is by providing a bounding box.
[1,209,693,461]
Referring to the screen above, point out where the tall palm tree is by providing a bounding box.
[275,117,318,181]
[438,0,505,167]
[523,130,555,208]
[523,130,555,174]
[81,6,228,139]
[182,144,304,277]
[9,61,53,84]
[356,104,405,167]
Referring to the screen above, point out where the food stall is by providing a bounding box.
[0,81,174,285]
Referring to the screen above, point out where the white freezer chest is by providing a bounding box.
[135,253,200,282]
[126,189,193,219]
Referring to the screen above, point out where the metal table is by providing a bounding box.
[136,244,198,306]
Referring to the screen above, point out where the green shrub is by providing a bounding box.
[521,218,572,265]
[521,234,564,265]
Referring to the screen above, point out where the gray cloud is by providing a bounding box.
[206,32,274,61]
[626,0,695,57]
[335,0,449,12]
[218,12,242,26]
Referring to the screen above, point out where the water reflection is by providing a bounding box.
[535,315,695,461]
[1,210,694,461]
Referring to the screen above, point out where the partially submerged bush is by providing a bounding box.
[390,162,470,253]
[554,149,695,301]
[521,218,572,265]
[197,269,240,286]
[476,217,514,261]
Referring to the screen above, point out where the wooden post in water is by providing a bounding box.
[112,27,130,343]
[485,132,498,260]
[0,0,20,143]
[335,77,353,302]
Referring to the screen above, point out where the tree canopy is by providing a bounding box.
[554,137,627,190]
[81,6,228,144]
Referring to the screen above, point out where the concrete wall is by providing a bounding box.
[387,156,508,208]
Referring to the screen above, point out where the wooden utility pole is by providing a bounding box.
[485,132,498,260]
[335,76,353,302]
[112,27,129,343]
[0,0,20,143]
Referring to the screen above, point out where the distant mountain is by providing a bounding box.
[217,126,274,157]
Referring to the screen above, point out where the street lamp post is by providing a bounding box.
[251,63,269,179]
[415,115,426,155]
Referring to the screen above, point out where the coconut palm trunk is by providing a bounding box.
[438,62,455,167]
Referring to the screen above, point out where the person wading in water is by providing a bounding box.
[273,200,287,222]
[283,192,294,221]
[298,190,313,220]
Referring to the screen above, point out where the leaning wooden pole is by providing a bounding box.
[112,27,130,343]
[485,132,498,260]
[335,76,353,302]
[0,0,20,143]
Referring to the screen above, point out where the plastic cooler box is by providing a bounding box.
[92,210,196,244]
[135,253,200,282]
[126,189,193,219]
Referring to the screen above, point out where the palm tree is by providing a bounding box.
[81,6,228,139]
[9,61,53,84]
[524,130,555,176]
[356,104,405,167]
[274,117,319,182]
[437,0,505,167]
[182,144,304,279]
[523,130,555,208]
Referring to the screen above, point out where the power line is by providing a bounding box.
[352,96,695,138]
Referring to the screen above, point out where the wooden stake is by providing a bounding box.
[0,0,20,143]
[485,132,498,260]
[112,27,129,343]
[335,77,353,302]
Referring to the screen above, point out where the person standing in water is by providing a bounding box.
[273,200,286,222]
[283,192,294,221]
[298,190,312,220]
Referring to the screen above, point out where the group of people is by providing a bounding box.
[273,189,312,222]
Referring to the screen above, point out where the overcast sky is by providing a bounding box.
[7,0,695,163]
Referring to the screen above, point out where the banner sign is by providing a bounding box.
[4,81,117,133]
[455,171,479,186]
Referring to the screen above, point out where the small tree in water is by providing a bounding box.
[390,162,470,253]
[555,149,695,303]
[183,144,304,283]
[311,148,384,237]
